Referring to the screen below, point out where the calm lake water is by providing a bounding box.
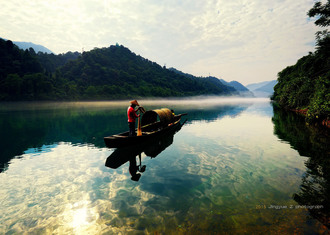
[0,98,329,234]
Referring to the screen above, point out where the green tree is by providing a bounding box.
[273,1,330,123]
[85,86,98,98]
[308,0,330,49]
[308,0,330,27]
[1,74,23,99]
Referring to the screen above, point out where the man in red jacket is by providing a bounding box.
[128,100,140,136]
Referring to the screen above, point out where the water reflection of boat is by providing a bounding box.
[104,108,186,148]
[105,120,183,181]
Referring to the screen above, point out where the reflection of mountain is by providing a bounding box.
[0,102,249,172]
[272,105,330,228]
[105,122,182,181]
[0,108,126,172]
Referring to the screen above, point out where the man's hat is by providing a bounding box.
[130,100,139,106]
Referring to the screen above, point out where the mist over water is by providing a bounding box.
[0,96,269,111]
[0,98,328,234]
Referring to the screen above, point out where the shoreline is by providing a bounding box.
[290,108,330,128]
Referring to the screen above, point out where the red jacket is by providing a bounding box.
[127,106,139,122]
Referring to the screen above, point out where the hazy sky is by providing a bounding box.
[0,0,320,85]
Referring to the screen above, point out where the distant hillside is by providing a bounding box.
[246,80,277,97]
[246,81,272,91]
[0,37,54,54]
[201,76,237,94]
[228,81,248,92]
[255,80,277,93]
[13,41,54,54]
[0,39,237,101]
[220,79,254,97]
[167,68,238,94]
[169,68,254,96]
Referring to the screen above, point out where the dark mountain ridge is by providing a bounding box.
[0,39,240,101]
[168,68,252,96]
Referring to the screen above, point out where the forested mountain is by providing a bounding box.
[0,38,83,100]
[37,51,81,74]
[12,41,54,54]
[272,0,329,125]
[57,45,237,99]
[0,39,43,79]
[0,38,239,101]
[163,68,238,94]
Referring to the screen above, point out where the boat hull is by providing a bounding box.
[104,119,181,148]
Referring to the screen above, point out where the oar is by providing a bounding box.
[137,109,142,136]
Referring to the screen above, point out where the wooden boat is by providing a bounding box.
[104,108,186,148]
[105,121,183,169]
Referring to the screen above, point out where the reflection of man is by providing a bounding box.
[129,154,146,181]
[127,100,140,136]
[129,156,141,181]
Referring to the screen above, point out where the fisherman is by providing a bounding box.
[127,100,140,136]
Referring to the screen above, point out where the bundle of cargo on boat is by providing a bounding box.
[104,108,187,148]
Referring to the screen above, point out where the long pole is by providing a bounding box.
[137,110,142,136]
